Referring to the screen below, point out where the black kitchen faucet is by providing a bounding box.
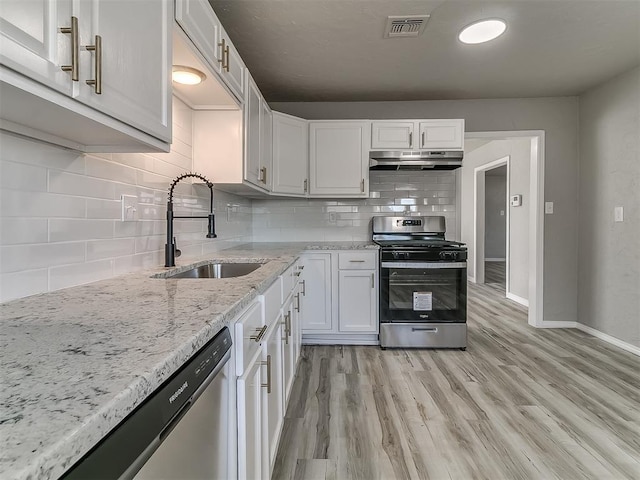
[165,173,217,267]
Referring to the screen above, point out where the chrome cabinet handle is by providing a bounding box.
[85,35,102,94]
[301,280,306,296]
[361,178,365,193]
[421,131,425,147]
[59,16,79,81]
[409,131,412,147]
[259,167,267,184]
[218,38,230,72]
[349,260,365,263]
[261,354,271,393]
[371,273,375,288]
[294,293,300,312]
[250,325,267,342]
[303,179,308,193]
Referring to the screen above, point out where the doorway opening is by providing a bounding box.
[458,131,544,328]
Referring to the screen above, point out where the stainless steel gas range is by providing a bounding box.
[372,216,468,349]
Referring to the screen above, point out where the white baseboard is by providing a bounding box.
[575,323,640,357]
[506,292,529,307]
[533,321,640,357]
[536,321,578,328]
[468,275,476,283]
[302,334,379,346]
[485,258,506,262]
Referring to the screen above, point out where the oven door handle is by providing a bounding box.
[381,262,466,269]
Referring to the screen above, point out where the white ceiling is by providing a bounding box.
[209,0,640,102]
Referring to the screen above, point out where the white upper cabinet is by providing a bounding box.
[370,119,464,151]
[0,0,171,152]
[244,73,270,191]
[309,121,370,197]
[418,119,464,150]
[272,112,308,196]
[371,121,415,149]
[0,0,74,96]
[175,0,244,102]
[75,0,171,142]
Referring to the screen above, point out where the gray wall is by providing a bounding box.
[272,97,578,322]
[485,168,507,259]
[578,66,640,347]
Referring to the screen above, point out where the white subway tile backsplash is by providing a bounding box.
[0,243,85,274]
[0,97,252,301]
[0,219,48,245]
[49,171,116,199]
[0,190,86,218]
[0,161,48,192]
[87,238,135,261]
[49,219,114,242]
[49,259,114,291]
[0,269,49,303]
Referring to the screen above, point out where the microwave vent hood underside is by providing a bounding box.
[369,150,463,170]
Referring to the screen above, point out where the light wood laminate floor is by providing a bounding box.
[273,282,640,480]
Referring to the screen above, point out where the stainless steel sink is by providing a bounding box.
[167,263,262,279]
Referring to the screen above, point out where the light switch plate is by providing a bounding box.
[545,202,554,214]
[614,206,624,222]
[121,195,138,222]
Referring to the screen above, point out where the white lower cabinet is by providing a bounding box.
[235,262,303,480]
[300,253,332,331]
[302,250,379,344]
[237,347,264,480]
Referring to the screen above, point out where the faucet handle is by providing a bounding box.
[173,237,181,258]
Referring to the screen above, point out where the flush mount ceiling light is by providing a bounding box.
[458,19,506,44]
[172,65,206,85]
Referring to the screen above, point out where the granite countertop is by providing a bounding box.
[0,241,377,480]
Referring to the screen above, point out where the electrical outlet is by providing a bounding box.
[545,202,554,214]
[614,206,624,222]
[329,212,337,223]
[121,195,138,222]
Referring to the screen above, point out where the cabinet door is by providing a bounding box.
[175,0,223,74]
[418,119,464,150]
[309,121,370,197]
[237,351,263,480]
[244,74,262,187]
[272,112,308,196]
[301,253,332,332]
[292,278,303,364]
[371,121,415,149]
[260,100,273,191]
[75,0,171,142]
[338,270,378,333]
[0,0,74,96]
[221,30,245,101]
[263,321,284,475]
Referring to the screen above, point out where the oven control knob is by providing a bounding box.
[440,251,457,260]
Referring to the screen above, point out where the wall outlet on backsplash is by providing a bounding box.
[121,195,138,222]
[329,211,337,223]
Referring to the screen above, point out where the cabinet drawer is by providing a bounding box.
[234,300,264,376]
[263,278,282,326]
[338,252,376,270]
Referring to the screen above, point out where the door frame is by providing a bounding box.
[464,131,545,328]
[473,156,510,290]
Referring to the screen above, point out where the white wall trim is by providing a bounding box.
[575,323,640,357]
[467,130,545,329]
[506,292,529,307]
[537,321,578,328]
[474,156,510,286]
[485,258,506,262]
[468,275,476,283]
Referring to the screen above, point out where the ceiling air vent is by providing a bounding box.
[384,15,430,38]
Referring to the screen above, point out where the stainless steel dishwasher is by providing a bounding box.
[63,327,233,480]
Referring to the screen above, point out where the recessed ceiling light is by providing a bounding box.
[172,66,206,85]
[458,19,507,44]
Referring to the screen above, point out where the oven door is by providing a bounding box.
[380,261,467,323]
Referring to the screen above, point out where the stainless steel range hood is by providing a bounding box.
[369,150,463,170]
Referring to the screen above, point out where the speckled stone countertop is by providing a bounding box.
[0,241,377,480]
